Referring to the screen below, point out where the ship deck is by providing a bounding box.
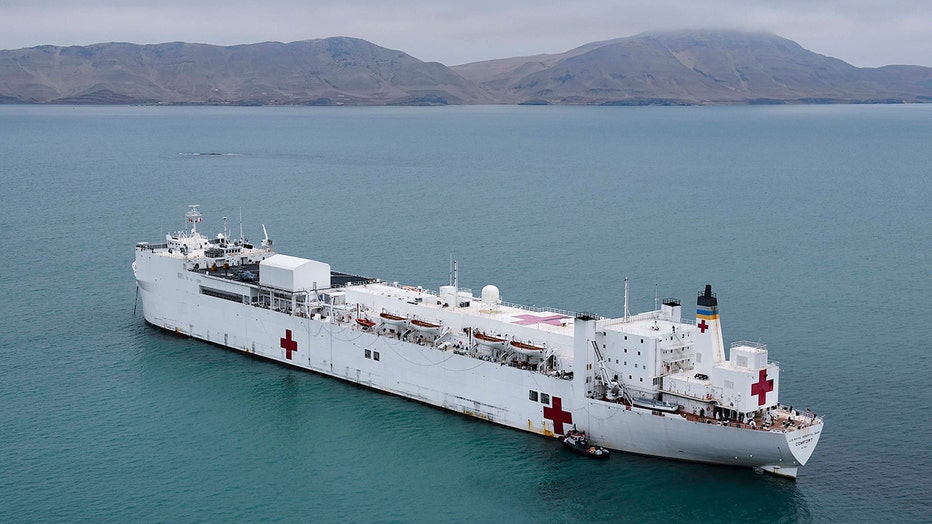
[349,281,582,336]
[193,261,378,288]
[188,253,693,341]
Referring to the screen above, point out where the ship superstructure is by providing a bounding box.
[134,206,822,478]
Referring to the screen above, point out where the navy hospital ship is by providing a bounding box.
[134,206,822,478]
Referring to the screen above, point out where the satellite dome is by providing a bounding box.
[481,285,501,305]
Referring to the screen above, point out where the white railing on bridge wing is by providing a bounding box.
[497,301,587,318]
[599,310,660,326]
[730,340,768,351]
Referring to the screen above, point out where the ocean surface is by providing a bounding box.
[0,104,929,523]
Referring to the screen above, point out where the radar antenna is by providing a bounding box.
[185,205,203,235]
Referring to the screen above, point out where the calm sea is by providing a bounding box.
[0,104,929,523]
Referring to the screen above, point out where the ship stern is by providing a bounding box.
[762,419,823,479]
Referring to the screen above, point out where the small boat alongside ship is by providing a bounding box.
[560,429,610,459]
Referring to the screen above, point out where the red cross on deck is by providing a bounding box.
[543,396,573,436]
[697,319,709,333]
[280,329,297,360]
[750,369,774,406]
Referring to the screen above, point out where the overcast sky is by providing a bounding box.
[2,1,930,67]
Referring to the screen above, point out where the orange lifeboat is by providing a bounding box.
[380,312,408,325]
[474,332,509,349]
[510,340,546,356]
[410,319,441,332]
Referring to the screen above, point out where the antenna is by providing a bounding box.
[624,277,630,322]
[223,216,228,241]
[453,259,459,310]
[654,284,659,311]
[239,207,244,243]
[449,254,453,287]
[185,204,202,235]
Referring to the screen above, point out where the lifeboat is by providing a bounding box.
[510,340,546,356]
[474,332,509,350]
[560,429,610,459]
[379,312,408,325]
[410,319,441,332]
[356,318,376,329]
[632,397,680,413]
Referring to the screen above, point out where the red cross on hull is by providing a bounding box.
[543,396,573,436]
[750,369,774,406]
[697,319,709,333]
[280,329,297,360]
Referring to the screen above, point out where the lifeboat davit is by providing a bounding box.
[380,312,408,325]
[474,332,509,350]
[510,340,546,356]
[410,319,441,332]
[356,318,376,329]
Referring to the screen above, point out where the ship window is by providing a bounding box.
[200,286,244,303]
[541,393,550,405]
[640,378,643,382]
[624,348,627,353]
[629,375,632,380]
[624,336,628,340]
[624,361,627,366]
[641,339,644,343]
[529,390,538,402]
[365,349,371,359]
[638,351,641,356]
[603,344,606,349]
[374,351,380,361]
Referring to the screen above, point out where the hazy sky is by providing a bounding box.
[2,1,930,67]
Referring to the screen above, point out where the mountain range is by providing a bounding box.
[1,30,930,105]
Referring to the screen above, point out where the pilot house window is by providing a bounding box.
[529,390,539,402]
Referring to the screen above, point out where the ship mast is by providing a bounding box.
[239,207,244,244]
[624,277,630,321]
[453,259,459,311]
[185,205,202,236]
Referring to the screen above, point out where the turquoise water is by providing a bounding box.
[1,104,929,522]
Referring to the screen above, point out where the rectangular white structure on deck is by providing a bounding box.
[259,254,331,291]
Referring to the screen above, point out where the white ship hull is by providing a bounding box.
[134,208,822,478]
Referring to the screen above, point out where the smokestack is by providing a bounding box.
[697,284,725,363]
